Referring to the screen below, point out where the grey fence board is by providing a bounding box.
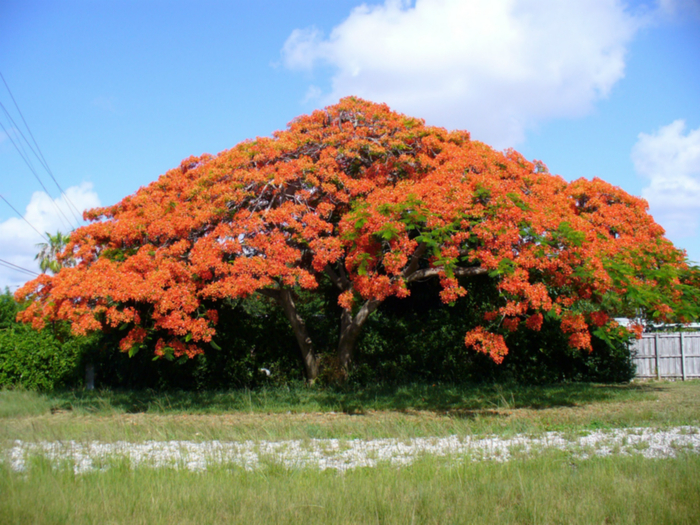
[630,332,700,380]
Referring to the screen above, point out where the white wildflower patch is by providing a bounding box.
[4,427,700,475]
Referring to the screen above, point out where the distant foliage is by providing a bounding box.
[0,289,19,330]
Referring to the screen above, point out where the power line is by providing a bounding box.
[0,71,82,227]
[0,120,74,231]
[1,72,83,222]
[0,119,39,176]
[0,98,82,225]
[0,99,48,171]
[0,194,49,241]
[0,258,40,277]
[0,103,39,171]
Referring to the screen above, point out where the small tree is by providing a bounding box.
[35,231,73,274]
[16,98,700,381]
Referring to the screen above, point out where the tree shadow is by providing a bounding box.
[48,381,664,416]
[322,382,663,415]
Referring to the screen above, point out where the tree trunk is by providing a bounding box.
[279,288,320,382]
[85,363,95,390]
[266,257,486,381]
[337,298,381,372]
[261,287,321,382]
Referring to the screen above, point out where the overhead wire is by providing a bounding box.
[0,120,74,232]
[0,194,49,241]
[0,104,38,170]
[1,72,83,223]
[0,72,81,229]
[0,77,52,173]
[0,258,40,277]
[0,118,40,176]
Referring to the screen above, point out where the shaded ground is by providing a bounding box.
[1,381,698,442]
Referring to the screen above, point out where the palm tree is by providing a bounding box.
[35,231,73,274]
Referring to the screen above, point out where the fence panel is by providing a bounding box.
[686,335,700,378]
[630,333,700,380]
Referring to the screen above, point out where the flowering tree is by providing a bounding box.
[16,98,699,381]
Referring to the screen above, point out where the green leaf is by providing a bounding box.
[497,258,515,276]
[163,347,175,361]
[354,217,367,229]
[506,192,531,211]
[210,340,222,351]
[592,327,611,346]
[554,222,586,247]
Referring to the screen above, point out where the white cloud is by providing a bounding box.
[0,183,101,291]
[632,120,700,242]
[303,85,323,103]
[282,0,646,148]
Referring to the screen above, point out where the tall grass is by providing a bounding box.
[2,452,699,524]
[2,381,699,523]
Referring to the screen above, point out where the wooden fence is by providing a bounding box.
[630,332,700,380]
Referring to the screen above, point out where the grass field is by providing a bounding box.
[1,380,699,442]
[2,380,700,524]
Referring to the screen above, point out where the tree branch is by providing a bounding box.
[258,288,281,301]
[354,297,381,327]
[325,264,350,291]
[405,265,487,283]
[402,242,428,279]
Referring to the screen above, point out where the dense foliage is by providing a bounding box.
[1,287,633,390]
[0,290,93,390]
[15,98,700,381]
[354,275,636,385]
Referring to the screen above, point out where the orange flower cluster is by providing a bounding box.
[464,327,509,364]
[15,97,697,365]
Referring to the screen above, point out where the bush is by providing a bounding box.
[0,289,98,391]
[0,324,86,391]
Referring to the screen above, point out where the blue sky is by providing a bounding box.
[1,0,699,290]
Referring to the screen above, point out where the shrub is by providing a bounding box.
[0,290,97,391]
[0,324,85,391]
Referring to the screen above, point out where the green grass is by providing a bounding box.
[2,451,699,524]
[2,381,700,524]
[0,389,55,418]
[1,380,699,443]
